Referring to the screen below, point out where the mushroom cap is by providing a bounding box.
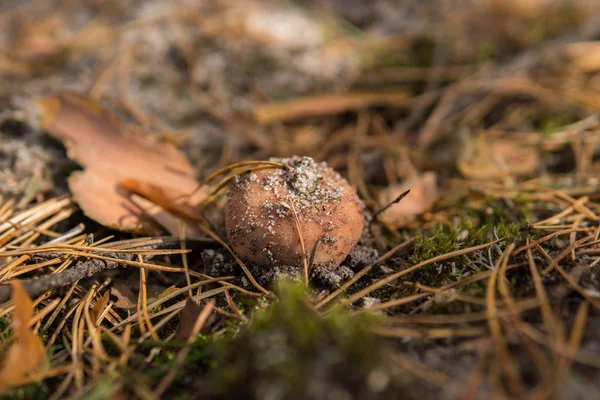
[225,156,364,267]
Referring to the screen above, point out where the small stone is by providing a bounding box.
[362,297,381,309]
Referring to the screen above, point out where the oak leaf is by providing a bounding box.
[0,281,46,393]
[37,92,207,234]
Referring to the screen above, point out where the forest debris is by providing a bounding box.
[242,4,324,49]
[90,290,110,326]
[0,14,66,77]
[565,41,600,71]
[0,248,189,303]
[37,92,208,234]
[153,301,214,397]
[0,281,46,394]
[111,283,137,309]
[378,172,438,228]
[486,0,554,17]
[458,135,540,180]
[0,252,134,303]
[128,194,199,236]
[175,298,206,341]
[121,179,205,225]
[156,286,181,301]
[7,34,62,67]
[254,91,410,124]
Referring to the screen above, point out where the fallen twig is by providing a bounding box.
[0,252,135,303]
[254,91,410,124]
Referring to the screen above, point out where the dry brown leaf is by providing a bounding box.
[565,42,600,72]
[378,172,438,228]
[129,193,201,237]
[90,290,110,326]
[111,283,137,309]
[175,299,205,341]
[37,92,208,234]
[458,136,540,180]
[0,281,46,393]
[120,178,205,224]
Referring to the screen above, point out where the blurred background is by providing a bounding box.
[2,0,600,197]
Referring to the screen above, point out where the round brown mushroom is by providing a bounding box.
[225,156,364,268]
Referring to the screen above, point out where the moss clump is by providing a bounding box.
[170,281,415,400]
[476,37,498,62]
[409,223,494,266]
[4,381,53,400]
[407,218,533,288]
[0,315,10,338]
[532,114,571,134]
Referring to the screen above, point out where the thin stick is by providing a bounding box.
[307,239,320,275]
[498,244,551,393]
[288,199,309,287]
[370,189,411,223]
[195,223,270,296]
[340,238,504,307]
[315,237,416,309]
[224,290,247,322]
[485,244,525,396]
[362,261,528,313]
[178,225,193,299]
[542,236,591,275]
[186,161,289,199]
[198,165,288,208]
[0,252,183,303]
[138,255,158,340]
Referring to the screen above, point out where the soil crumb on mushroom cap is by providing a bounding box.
[225,156,364,268]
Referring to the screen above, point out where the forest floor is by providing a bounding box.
[1,1,600,399]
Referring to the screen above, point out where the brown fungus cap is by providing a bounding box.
[225,156,364,268]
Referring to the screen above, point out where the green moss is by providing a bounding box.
[366,36,437,69]
[138,329,214,387]
[410,222,496,266]
[407,225,469,286]
[407,212,533,288]
[166,281,410,400]
[529,3,584,45]
[150,304,163,313]
[410,225,461,264]
[0,315,10,338]
[477,37,498,62]
[534,114,570,134]
[4,381,52,400]
[79,377,119,400]
[460,280,487,298]
[409,38,436,67]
